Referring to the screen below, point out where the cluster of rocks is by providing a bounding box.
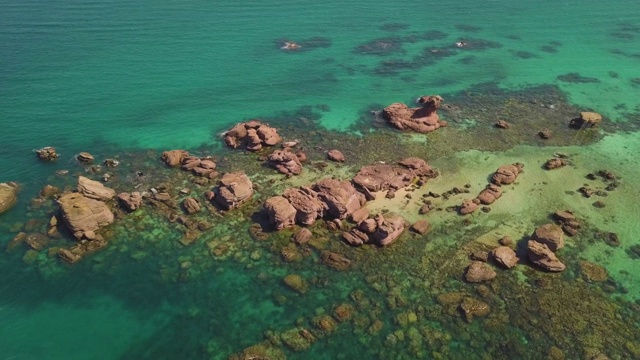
[0,182,19,214]
[382,95,448,133]
[209,171,254,210]
[268,148,303,176]
[552,210,581,236]
[223,120,282,151]
[161,150,218,178]
[459,163,524,215]
[545,157,567,170]
[35,146,58,161]
[264,157,437,247]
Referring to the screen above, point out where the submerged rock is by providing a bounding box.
[382,95,447,133]
[527,240,565,272]
[292,228,312,244]
[411,219,431,235]
[578,260,608,282]
[0,182,19,214]
[57,192,114,239]
[77,176,115,201]
[215,172,253,210]
[352,163,415,192]
[283,274,308,294]
[321,250,351,271]
[459,297,491,322]
[182,197,201,214]
[327,150,345,162]
[464,261,497,282]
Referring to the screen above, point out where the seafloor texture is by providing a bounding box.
[1,0,640,359]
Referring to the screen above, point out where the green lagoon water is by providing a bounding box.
[1,0,640,359]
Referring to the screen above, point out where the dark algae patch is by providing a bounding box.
[557,73,601,83]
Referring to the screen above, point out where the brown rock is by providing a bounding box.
[578,260,608,282]
[545,158,567,170]
[0,182,19,214]
[464,261,497,282]
[499,236,513,246]
[469,251,489,262]
[382,95,445,133]
[342,228,369,246]
[359,218,377,233]
[223,123,248,148]
[327,150,345,162]
[36,146,58,160]
[527,240,565,272]
[372,216,405,246]
[491,163,524,185]
[182,197,201,214]
[411,220,431,235]
[459,297,490,322]
[350,207,369,223]
[321,251,351,271]
[57,192,114,239]
[570,111,602,129]
[495,120,510,129]
[531,223,564,251]
[215,172,253,210]
[77,152,95,163]
[283,186,326,225]
[477,184,502,205]
[459,199,478,215]
[268,149,302,176]
[117,192,142,211]
[492,246,519,268]
[77,176,115,201]
[283,274,308,294]
[264,196,297,230]
[24,233,49,251]
[161,150,189,167]
[257,124,282,146]
[246,128,262,151]
[553,210,575,222]
[39,185,60,199]
[292,228,312,244]
[538,129,552,139]
[352,164,414,192]
[314,178,365,219]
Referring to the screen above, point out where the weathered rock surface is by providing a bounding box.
[77,176,115,201]
[117,192,142,211]
[314,178,365,219]
[57,192,114,239]
[460,297,491,322]
[411,220,431,235]
[182,197,201,214]
[161,150,189,167]
[464,261,497,282]
[382,95,447,133]
[77,152,94,163]
[578,260,608,282]
[321,251,351,271]
[327,150,345,162]
[352,164,415,192]
[215,172,253,210]
[570,111,602,129]
[264,196,297,230]
[531,223,564,251]
[545,158,567,170]
[342,228,370,246]
[36,146,58,160]
[491,163,524,185]
[223,121,282,150]
[182,156,218,178]
[372,216,405,246]
[492,246,519,268]
[292,228,312,244]
[527,240,566,272]
[268,149,302,176]
[350,207,369,223]
[283,187,326,225]
[477,184,502,205]
[0,182,19,214]
[459,199,479,215]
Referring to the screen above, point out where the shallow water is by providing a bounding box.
[1,0,640,359]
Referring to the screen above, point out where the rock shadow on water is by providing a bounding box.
[556,73,601,84]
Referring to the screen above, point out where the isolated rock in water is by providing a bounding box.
[352,164,414,192]
[531,223,564,251]
[327,150,345,162]
[492,246,519,268]
[527,240,565,272]
[491,163,524,185]
[215,172,253,210]
[314,178,366,219]
[223,120,282,150]
[161,150,189,167]
[117,192,142,211]
[182,197,201,214]
[464,261,497,282]
[459,199,479,215]
[0,182,19,214]
[57,192,114,239]
[411,219,431,235]
[477,184,502,205]
[268,149,302,176]
[570,111,602,129]
[545,158,567,170]
[77,152,95,163]
[283,186,326,225]
[264,196,297,230]
[36,146,58,161]
[382,95,446,133]
[77,176,115,201]
[372,216,405,246]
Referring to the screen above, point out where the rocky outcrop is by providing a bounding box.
[36,146,58,160]
[215,172,253,210]
[492,246,519,268]
[182,197,201,214]
[314,178,365,219]
[477,184,502,205]
[223,121,282,151]
[161,150,189,167]
[570,111,602,129]
[372,216,405,246]
[491,163,524,185]
[553,210,581,236]
[411,220,431,235]
[117,192,142,211]
[77,176,115,201]
[327,150,345,162]
[77,152,94,163]
[57,192,114,239]
[283,187,326,225]
[382,95,447,133]
[0,182,19,214]
[527,240,565,272]
[321,251,351,271]
[464,261,497,282]
[264,196,297,230]
[459,199,479,215]
[182,156,218,178]
[531,223,564,251]
[343,214,405,246]
[352,164,415,192]
[268,149,302,176]
[544,158,567,170]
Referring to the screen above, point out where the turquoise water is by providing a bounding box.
[1,0,640,359]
